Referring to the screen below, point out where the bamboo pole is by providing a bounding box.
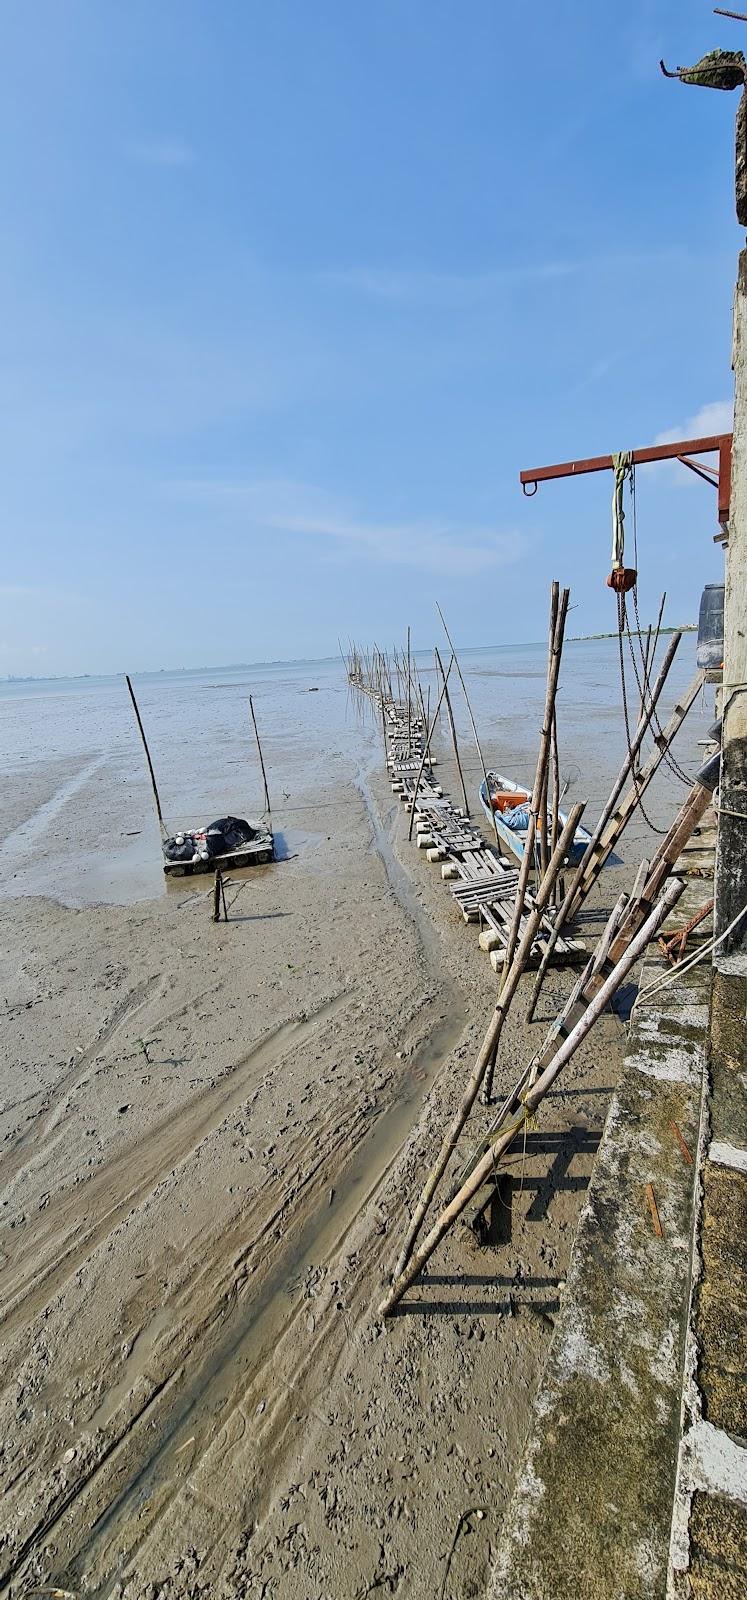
[392,801,584,1279]
[549,708,560,899]
[435,602,500,849]
[638,625,653,724]
[379,877,684,1316]
[435,646,470,816]
[539,591,556,882]
[406,656,454,841]
[406,626,412,751]
[249,694,271,816]
[538,758,550,880]
[502,584,568,979]
[125,674,165,833]
[524,648,697,1022]
[451,869,645,1205]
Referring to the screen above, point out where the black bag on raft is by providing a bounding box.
[162,835,196,862]
[204,816,257,857]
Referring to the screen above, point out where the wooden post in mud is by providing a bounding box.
[435,602,500,848]
[249,694,271,816]
[435,646,470,816]
[392,802,584,1281]
[501,583,568,984]
[212,867,228,921]
[125,674,166,833]
[379,878,684,1317]
[407,657,455,841]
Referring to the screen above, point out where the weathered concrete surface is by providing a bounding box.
[667,964,747,1598]
[488,955,710,1600]
[717,247,747,953]
[689,1489,747,1597]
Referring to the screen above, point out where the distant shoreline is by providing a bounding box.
[568,624,696,642]
[2,626,698,683]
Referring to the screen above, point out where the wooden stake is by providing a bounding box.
[379,879,684,1316]
[435,646,470,816]
[392,803,584,1280]
[249,694,271,816]
[125,674,165,833]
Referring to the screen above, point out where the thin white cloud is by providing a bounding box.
[652,400,733,487]
[319,251,696,309]
[127,139,193,168]
[655,399,733,448]
[320,263,576,308]
[168,477,528,577]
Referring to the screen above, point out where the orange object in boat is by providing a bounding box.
[491,790,529,814]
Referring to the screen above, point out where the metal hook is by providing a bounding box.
[522,480,538,497]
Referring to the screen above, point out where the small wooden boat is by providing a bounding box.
[479,771,592,867]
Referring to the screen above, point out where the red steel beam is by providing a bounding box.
[519,433,733,525]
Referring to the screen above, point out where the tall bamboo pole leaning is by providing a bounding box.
[379,875,684,1317]
[249,695,271,816]
[125,674,166,834]
[392,800,584,1280]
[435,645,470,816]
[500,583,568,987]
[435,602,500,848]
[524,633,687,1022]
[538,589,557,883]
[406,626,412,751]
[550,708,560,863]
[407,657,454,841]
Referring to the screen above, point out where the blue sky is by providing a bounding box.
[0,0,740,675]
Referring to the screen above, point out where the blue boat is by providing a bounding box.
[479,770,593,868]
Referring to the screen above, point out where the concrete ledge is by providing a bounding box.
[489,957,710,1600]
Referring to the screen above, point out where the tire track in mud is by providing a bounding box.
[0,973,165,1194]
[0,995,349,1339]
[3,771,469,1598]
[58,774,469,1598]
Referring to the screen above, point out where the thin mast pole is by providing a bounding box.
[435,602,500,847]
[249,694,271,815]
[125,674,165,832]
[435,645,470,816]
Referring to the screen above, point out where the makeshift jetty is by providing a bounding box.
[383,699,586,972]
[345,576,713,1319]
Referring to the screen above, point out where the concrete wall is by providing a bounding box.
[716,250,747,956]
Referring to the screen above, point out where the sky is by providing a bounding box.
[0,0,741,676]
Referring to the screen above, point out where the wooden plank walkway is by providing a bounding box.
[383,700,585,973]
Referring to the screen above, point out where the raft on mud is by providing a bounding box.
[162,815,274,876]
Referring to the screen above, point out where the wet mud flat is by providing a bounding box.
[0,751,624,1600]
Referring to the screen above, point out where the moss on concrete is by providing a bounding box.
[689,1491,747,1597]
[697,1163,747,1436]
[489,960,710,1600]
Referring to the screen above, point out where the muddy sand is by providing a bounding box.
[1,742,626,1600]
